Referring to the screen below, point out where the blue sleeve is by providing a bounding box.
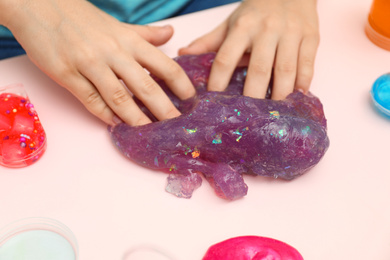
[90,0,192,25]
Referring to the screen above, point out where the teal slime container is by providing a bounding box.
[371,73,390,116]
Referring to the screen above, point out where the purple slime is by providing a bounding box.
[109,53,329,200]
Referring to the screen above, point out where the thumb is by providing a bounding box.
[130,24,174,46]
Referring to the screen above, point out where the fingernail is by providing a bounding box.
[112,115,123,125]
[178,48,186,55]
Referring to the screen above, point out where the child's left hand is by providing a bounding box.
[179,0,320,100]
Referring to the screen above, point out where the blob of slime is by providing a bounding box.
[109,53,329,200]
[202,236,303,260]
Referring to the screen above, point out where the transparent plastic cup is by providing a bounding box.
[0,217,78,260]
[0,84,47,167]
[123,245,176,260]
[365,0,390,51]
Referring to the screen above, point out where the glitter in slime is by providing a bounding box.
[0,84,47,167]
[109,53,330,200]
[202,236,303,260]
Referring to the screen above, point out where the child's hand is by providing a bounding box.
[2,0,195,126]
[179,0,319,100]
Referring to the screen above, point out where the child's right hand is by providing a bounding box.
[0,0,195,126]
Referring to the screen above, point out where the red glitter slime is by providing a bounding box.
[0,85,46,167]
[203,236,303,260]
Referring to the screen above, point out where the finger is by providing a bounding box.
[178,21,228,55]
[129,24,174,46]
[271,35,301,100]
[207,30,250,92]
[242,35,278,99]
[62,72,119,126]
[295,34,319,93]
[79,62,153,126]
[112,57,184,123]
[134,43,195,100]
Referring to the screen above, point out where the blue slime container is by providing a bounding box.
[371,73,390,117]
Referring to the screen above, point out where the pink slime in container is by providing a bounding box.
[203,236,303,260]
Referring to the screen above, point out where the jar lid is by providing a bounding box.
[365,21,390,51]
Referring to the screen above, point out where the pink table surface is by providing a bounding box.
[1,1,390,259]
